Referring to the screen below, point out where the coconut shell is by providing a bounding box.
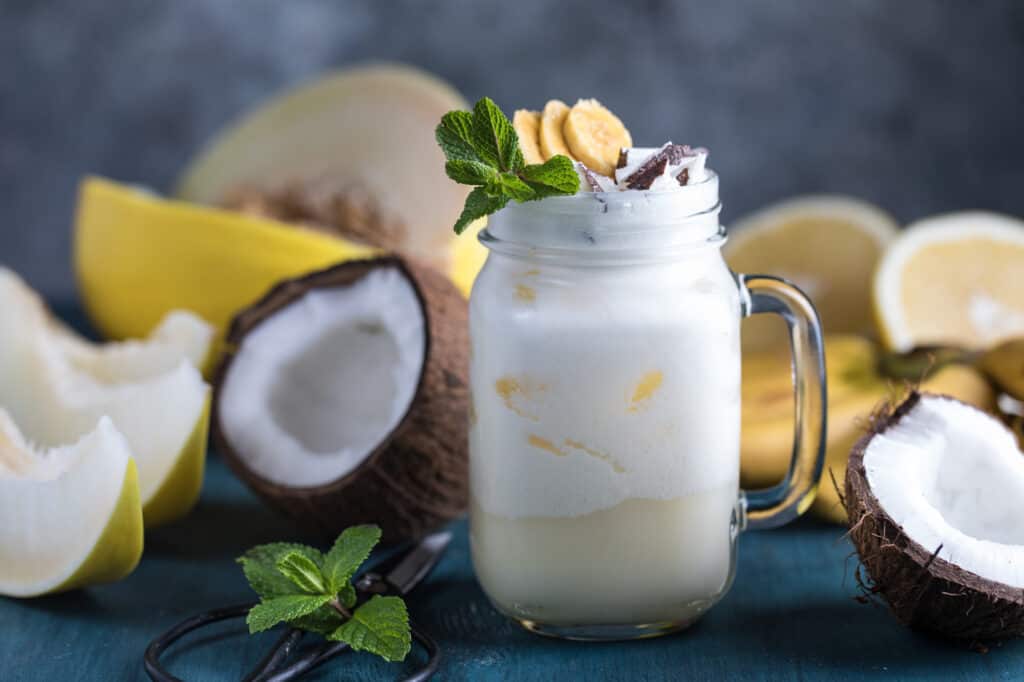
[845,391,1024,640]
[213,256,468,543]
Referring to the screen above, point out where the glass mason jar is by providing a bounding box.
[467,172,827,641]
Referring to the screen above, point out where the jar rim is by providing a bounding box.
[479,172,725,264]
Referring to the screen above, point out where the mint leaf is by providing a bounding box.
[289,605,345,636]
[247,594,332,634]
[276,551,327,594]
[521,156,580,196]
[238,543,324,600]
[445,159,497,186]
[329,595,411,663]
[437,98,582,233]
[470,97,523,172]
[488,174,535,202]
[339,582,357,609]
[435,111,479,162]
[455,187,508,235]
[323,525,382,593]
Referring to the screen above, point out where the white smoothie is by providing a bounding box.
[469,171,742,627]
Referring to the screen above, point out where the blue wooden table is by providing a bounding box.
[2,307,1022,680]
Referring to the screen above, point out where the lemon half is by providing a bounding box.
[725,196,898,350]
[873,211,1024,351]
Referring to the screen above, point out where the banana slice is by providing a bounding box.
[539,100,573,160]
[563,99,632,177]
[513,110,545,165]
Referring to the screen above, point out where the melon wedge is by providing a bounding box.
[177,64,471,274]
[0,269,211,527]
[75,176,377,343]
[0,414,143,597]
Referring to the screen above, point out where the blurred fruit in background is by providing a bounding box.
[75,64,486,345]
[724,196,898,351]
[75,176,378,343]
[741,335,995,523]
[873,212,1024,351]
[732,200,1022,524]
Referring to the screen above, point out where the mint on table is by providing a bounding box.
[276,551,327,594]
[246,594,333,633]
[329,595,411,663]
[323,525,382,592]
[436,96,580,233]
[236,524,411,663]
[238,543,324,599]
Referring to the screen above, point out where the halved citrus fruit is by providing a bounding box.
[873,212,1024,351]
[724,196,898,350]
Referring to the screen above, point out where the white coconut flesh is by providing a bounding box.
[863,395,1024,588]
[0,414,134,596]
[218,267,425,487]
[0,270,210,505]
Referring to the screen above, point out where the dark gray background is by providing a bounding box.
[3,0,1022,300]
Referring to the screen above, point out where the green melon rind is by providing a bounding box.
[141,394,210,528]
[51,458,144,594]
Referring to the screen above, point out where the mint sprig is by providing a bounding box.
[237,524,411,663]
[437,97,580,233]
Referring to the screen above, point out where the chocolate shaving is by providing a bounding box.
[663,143,695,164]
[623,156,669,190]
[616,148,629,170]
[622,143,697,190]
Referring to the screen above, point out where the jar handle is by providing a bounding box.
[736,274,828,530]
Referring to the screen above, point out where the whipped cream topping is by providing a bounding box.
[574,143,709,193]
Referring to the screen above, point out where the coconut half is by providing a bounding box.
[213,257,468,542]
[0,414,143,597]
[846,392,1024,639]
[0,269,212,527]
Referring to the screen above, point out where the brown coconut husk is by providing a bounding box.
[845,391,1024,640]
[213,256,468,543]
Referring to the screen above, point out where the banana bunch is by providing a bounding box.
[514,99,632,177]
[741,335,998,524]
[981,338,1024,449]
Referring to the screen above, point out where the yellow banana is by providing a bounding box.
[513,110,545,165]
[980,338,1024,401]
[741,335,996,524]
[563,98,632,177]
[539,100,573,160]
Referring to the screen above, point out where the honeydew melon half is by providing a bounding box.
[176,63,481,290]
[0,414,143,597]
[0,269,211,527]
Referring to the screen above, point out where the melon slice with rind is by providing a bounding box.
[75,176,379,343]
[0,414,143,597]
[176,63,473,279]
[0,269,211,527]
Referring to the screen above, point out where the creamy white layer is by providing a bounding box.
[469,225,740,519]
